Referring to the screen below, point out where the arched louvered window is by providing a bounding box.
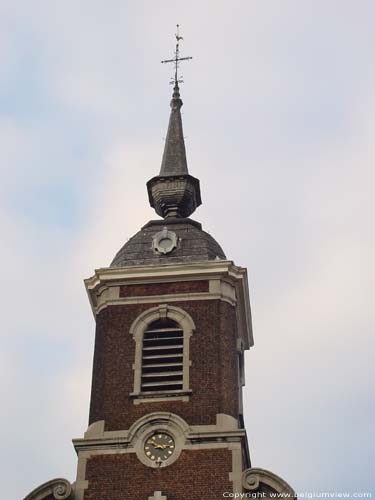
[141,318,184,393]
[130,305,195,402]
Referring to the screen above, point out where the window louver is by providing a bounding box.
[141,319,183,392]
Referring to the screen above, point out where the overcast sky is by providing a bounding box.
[1,1,374,498]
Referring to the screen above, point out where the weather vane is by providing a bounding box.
[161,24,192,85]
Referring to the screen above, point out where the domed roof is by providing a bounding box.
[111,218,226,268]
[111,72,226,269]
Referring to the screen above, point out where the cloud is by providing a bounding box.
[1,1,374,497]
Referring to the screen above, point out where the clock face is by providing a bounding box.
[144,432,175,463]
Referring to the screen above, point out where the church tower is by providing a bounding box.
[24,29,295,500]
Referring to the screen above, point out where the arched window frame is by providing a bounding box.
[130,304,195,401]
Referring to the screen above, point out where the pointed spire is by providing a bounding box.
[146,27,201,219]
[159,82,188,176]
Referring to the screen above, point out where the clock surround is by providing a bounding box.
[131,412,186,469]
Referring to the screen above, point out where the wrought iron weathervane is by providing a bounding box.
[161,24,192,85]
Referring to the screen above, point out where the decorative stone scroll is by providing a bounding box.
[242,468,296,497]
[24,478,73,500]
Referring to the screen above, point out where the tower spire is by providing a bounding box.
[147,26,201,218]
[159,24,192,176]
[159,81,187,176]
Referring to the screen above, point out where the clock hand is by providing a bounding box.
[148,442,165,449]
[147,439,161,448]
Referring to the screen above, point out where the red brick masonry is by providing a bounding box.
[89,298,240,430]
[119,280,209,297]
[84,448,233,500]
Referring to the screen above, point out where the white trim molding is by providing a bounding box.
[84,260,253,349]
[73,413,246,498]
[149,492,167,500]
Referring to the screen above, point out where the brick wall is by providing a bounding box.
[89,298,239,430]
[84,448,233,500]
[119,280,209,297]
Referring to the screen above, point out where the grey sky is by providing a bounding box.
[0,1,374,498]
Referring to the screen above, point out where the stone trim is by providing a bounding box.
[129,305,195,401]
[23,478,73,500]
[85,261,245,287]
[132,390,191,404]
[73,413,246,498]
[84,260,253,348]
[149,492,167,500]
[229,442,244,495]
[76,414,243,450]
[242,468,296,496]
[74,455,89,500]
[132,414,186,468]
[95,289,236,314]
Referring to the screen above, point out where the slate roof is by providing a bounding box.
[110,218,226,268]
[159,83,188,176]
[111,80,224,268]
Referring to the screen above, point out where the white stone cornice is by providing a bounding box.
[85,260,245,288]
[95,291,236,314]
[73,413,247,454]
[84,260,253,348]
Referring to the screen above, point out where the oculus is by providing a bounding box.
[152,228,178,255]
